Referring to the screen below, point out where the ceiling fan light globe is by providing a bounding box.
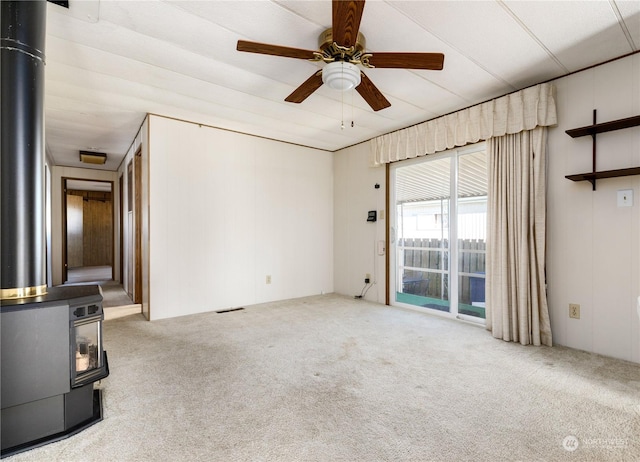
[322,62,361,91]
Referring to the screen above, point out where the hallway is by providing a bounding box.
[62,266,140,318]
[66,265,112,284]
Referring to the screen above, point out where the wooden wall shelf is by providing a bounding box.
[566,167,640,182]
[566,115,640,138]
[565,110,640,190]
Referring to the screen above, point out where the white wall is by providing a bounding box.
[147,115,333,320]
[333,54,640,364]
[547,53,640,363]
[333,142,386,304]
[50,166,119,286]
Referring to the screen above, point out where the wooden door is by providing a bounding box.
[82,197,112,267]
[66,194,84,268]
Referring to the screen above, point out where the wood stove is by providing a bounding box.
[0,286,109,457]
[1,1,109,457]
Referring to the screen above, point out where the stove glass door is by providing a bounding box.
[75,319,102,373]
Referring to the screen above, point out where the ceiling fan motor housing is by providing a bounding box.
[318,28,366,55]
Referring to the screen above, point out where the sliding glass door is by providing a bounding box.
[391,143,487,321]
[395,156,451,312]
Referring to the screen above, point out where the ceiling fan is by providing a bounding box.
[236,0,444,111]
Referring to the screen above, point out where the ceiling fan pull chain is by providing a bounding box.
[341,63,345,130]
[351,90,355,128]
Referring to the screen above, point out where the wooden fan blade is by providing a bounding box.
[285,71,324,103]
[367,52,445,70]
[332,0,365,48]
[356,72,391,111]
[237,40,317,60]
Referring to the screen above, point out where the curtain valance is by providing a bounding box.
[371,83,557,165]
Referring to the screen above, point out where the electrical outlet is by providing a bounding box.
[365,273,371,284]
[617,189,633,207]
[569,303,580,319]
[266,275,271,284]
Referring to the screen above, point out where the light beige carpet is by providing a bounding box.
[6,294,640,461]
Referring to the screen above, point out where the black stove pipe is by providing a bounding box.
[1,0,47,299]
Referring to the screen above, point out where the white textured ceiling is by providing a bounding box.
[44,0,640,172]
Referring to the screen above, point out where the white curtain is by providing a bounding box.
[485,127,552,346]
[371,83,556,166]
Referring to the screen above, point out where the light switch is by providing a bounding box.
[617,189,633,207]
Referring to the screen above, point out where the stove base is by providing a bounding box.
[1,386,104,458]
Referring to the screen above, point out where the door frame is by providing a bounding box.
[61,177,115,283]
[119,173,124,284]
[134,149,142,304]
[62,179,68,284]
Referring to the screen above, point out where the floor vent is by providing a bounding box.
[216,307,245,314]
